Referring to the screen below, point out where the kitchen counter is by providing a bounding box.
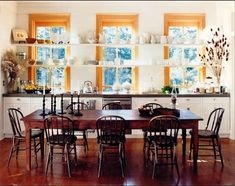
[2,92,230,97]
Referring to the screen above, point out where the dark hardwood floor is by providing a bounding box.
[0,137,235,185]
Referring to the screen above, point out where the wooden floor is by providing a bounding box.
[0,137,235,185]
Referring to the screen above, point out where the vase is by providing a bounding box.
[7,82,18,93]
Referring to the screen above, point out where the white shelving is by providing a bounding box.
[13,43,207,48]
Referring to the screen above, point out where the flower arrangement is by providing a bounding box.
[199,27,229,85]
[1,50,27,90]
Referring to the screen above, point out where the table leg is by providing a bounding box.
[192,122,199,171]
[25,123,31,171]
[182,129,186,156]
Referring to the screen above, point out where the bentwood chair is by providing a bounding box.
[66,102,91,156]
[102,102,123,110]
[44,115,78,177]
[7,108,44,167]
[141,103,163,159]
[146,115,180,179]
[96,115,126,178]
[189,108,225,166]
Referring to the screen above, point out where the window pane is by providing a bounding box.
[118,26,132,42]
[36,68,49,86]
[183,26,197,41]
[169,27,183,43]
[103,47,116,61]
[118,48,132,62]
[169,47,182,64]
[37,47,50,62]
[51,27,65,35]
[103,26,116,44]
[104,67,116,86]
[186,67,198,84]
[52,48,65,60]
[118,67,132,84]
[170,67,183,85]
[36,27,51,39]
[184,48,198,64]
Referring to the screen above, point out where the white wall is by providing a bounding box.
[214,1,235,139]
[0,1,17,139]
[16,1,219,91]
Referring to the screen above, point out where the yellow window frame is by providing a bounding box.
[164,13,206,85]
[96,14,139,91]
[28,13,71,91]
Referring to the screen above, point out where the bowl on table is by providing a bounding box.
[138,108,151,117]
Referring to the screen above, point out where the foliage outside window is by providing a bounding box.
[96,14,138,92]
[28,14,70,93]
[164,13,205,90]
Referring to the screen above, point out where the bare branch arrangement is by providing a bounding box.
[199,27,229,85]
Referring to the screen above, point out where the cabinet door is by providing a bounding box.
[202,97,230,136]
[177,97,203,128]
[4,102,31,136]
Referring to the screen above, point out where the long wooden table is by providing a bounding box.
[22,109,203,171]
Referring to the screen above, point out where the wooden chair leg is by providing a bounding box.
[98,145,103,178]
[7,138,15,167]
[216,137,224,166]
[45,145,51,176]
[33,138,38,168]
[66,144,71,178]
[152,145,157,179]
[212,138,217,160]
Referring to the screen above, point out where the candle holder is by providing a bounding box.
[48,94,54,115]
[53,95,57,115]
[58,94,66,114]
[74,93,83,116]
[68,94,74,114]
[40,95,49,116]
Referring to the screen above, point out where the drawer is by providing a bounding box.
[203,97,230,104]
[31,97,50,103]
[4,97,30,104]
[177,97,202,104]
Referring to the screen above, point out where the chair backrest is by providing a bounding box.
[8,108,24,138]
[102,102,123,110]
[44,115,75,145]
[148,115,180,146]
[143,103,163,109]
[206,108,225,135]
[96,115,126,145]
[66,102,88,111]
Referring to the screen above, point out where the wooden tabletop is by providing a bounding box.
[22,109,203,122]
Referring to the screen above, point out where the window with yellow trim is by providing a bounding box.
[28,14,70,93]
[164,13,205,88]
[96,14,138,92]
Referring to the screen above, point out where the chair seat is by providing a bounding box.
[189,129,217,138]
[19,129,43,138]
[48,134,77,145]
[98,134,126,145]
[147,135,176,147]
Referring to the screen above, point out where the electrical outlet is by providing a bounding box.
[3,80,5,86]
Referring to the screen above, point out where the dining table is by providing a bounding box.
[22,109,203,171]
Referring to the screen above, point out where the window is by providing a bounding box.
[96,14,138,91]
[28,14,70,93]
[164,13,206,88]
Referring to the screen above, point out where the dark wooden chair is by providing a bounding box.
[66,102,91,156]
[7,108,44,167]
[44,115,78,177]
[147,115,180,179]
[102,102,123,110]
[96,115,126,178]
[141,103,163,160]
[189,108,225,166]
